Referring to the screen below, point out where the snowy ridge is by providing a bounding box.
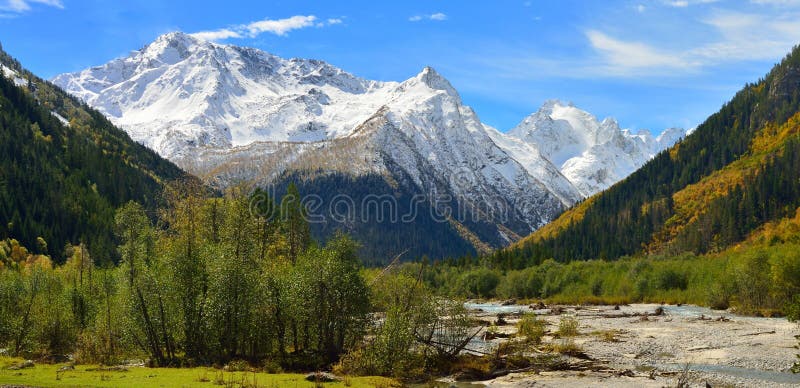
[53,32,684,248]
[1,64,26,87]
[53,32,399,159]
[507,100,686,196]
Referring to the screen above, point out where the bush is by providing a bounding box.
[517,313,546,345]
[553,338,583,356]
[454,268,501,298]
[262,359,283,374]
[654,269,688,291]
[706,282,732,310]
[224,360,250,372]
[595,330,619,342]
[556,316,579,338]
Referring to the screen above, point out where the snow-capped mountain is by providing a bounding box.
[507,100,686,196]
[52,32,682,257]
[53,32,403,159]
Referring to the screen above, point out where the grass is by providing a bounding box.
[0,357,400,388]
[593,329,621,342]
[549,339,584,357]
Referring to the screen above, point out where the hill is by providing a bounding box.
[0,44,189,263]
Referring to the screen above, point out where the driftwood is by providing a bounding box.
[415,325,484,358]
[368,249,408,286]
[740,330,775,336]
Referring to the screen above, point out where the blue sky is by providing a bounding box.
[1,0,800,133]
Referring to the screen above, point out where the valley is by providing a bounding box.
[0,2,799,387]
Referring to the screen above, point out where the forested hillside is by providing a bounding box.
[271,172,478,263]
[494,45,800,269]
[0,45,188,263]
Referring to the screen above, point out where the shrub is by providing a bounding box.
[517,314,546,345]
[224,360,250,372]
[262,359,283,374]
[595,330,619,342]
[553,338,583,356]
[454,268,501,298]
[556,316,579,337]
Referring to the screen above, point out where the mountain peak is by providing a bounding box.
[155,31,197,44]
[413,65,458,95]
[150,31,203,49]
[539,99,574,113]
[141,31,205,65]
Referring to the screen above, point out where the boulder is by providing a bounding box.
[305,372,342,383]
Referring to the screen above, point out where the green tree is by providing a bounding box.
[162,180,208,362]
[116,201,175,366]
[281,182,310,264]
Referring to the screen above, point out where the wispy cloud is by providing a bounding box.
[749,0,800,5]
[460,1,800,84]
[325,18,343,25]
[586,30,694,74]
[190,15,342,42]
[584,7,800,77]
[409,12,448,22]
[0,0,63,14]
[662,0,719,7]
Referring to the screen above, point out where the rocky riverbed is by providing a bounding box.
[457,302,800,387]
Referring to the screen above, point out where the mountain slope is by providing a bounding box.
[184,66,580,258]
[495,45,800,269]
[0,44,189,263]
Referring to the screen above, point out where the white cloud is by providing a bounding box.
[586,30,694,74]
[245,15,316,37]
[190,15,343,42]
[0,0,63,13]
[637,4,647,12]
[409,12,448,22]
[190,28,242,41]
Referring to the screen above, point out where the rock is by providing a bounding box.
[86,365,128,372]
[305,372,342,383]
[616,369,635,377]
[501,299,517,306]
[8,360,34,370]
[530,301,547,310]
